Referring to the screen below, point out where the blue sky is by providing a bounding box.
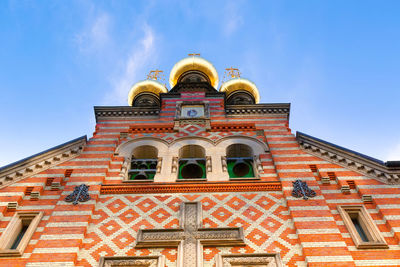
[1,0,400,166]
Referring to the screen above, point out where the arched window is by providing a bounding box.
[226,144,255,178]
[178,145,206,179]
[129,146,158,180]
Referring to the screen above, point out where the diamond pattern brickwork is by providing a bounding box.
[77,192,304,266]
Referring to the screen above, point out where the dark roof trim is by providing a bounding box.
[296,131,400,184]
[296,132,384,165]
[0,135,87,189]
[94,106,161,122]
[0,135,87,171]
[226,103,290,119]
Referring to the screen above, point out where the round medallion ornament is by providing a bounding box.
[187,109,198,118]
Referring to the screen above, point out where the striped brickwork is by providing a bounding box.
[259,124,400,266]
[0,91,398,266]
[0,134,116,266]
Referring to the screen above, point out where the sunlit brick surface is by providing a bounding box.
[77,192,304,266]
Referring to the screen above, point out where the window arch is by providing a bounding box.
[178,145,207,179]
[129,145,158,180]
[115,138,168,182]
[132,145,158,159]
[226,144,255,178]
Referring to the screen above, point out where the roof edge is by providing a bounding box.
[0,136,87,189]
[296,131,400,184]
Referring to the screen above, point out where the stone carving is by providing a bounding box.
[171,157,178,173]
[215,253,283,267]
[156,157,162,173]
[255,155,264,174]
[120,157,130,178]
[99,256,165,267]
[206,156,212,172]
[292,180,316,200]
[135,202,245,267]
[221,156,228,172]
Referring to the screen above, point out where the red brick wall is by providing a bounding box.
[0,92,398,266]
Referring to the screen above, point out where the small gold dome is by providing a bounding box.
[169,56,219,88]
[127,80,168,106]
[220,78,260,104]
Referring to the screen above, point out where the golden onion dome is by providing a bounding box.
[169,56,219,88]
[220,78,260,104]
[127,80,168,106]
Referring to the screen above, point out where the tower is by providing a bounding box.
[0,55,399,266]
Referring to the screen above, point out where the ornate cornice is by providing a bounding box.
[296,132,400,184]
[94,106,160,122]
[225,103,290,118]
[100,181,281,194]
[0,136,87,189]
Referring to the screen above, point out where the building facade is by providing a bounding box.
[0,56,399,266]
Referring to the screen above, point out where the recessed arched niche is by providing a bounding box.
[226,144,255,179]
[220,78,260,104]
[129,145,159,181]
[169,56,219,89]
[177,70,211,84]
[178,145,206,180]
[127,80,167,107]
[226,144,253,158]
[132,145,158,159]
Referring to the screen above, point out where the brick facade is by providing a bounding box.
[0,57,399,266]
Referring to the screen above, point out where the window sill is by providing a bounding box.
[123,180,154,183]
[229,177,260,181]
[0,249,22,257]
[176,179,207,182]
[356,242,389,249]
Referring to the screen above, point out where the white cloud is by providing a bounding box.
[386,141,400,161]
[104,24,157,105]
[223,2,244,36]
[74,12,111,53]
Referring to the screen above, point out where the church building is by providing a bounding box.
[0,55,399,266]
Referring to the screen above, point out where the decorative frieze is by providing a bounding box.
[225,103,290,117]
[211,123,256,132]
[94,106,160,121]
[101,181,282,194]
[215,253,283,267]
[99,256,165,267]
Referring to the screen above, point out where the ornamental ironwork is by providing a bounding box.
[222,67,241,83]
[292,180,316,200]
[146,69,165,82]
[65,184,90,205]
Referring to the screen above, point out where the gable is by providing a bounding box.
[296,132,400,184]
[0,136,87,189]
